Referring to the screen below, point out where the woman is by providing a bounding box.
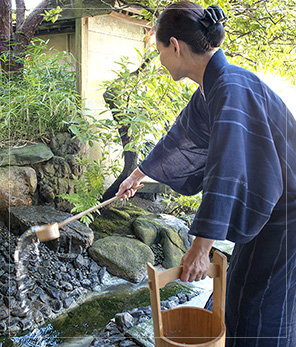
[116,2,296,346]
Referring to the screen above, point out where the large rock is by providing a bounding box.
[89,236,154,283]
[132,214,194,269]
[3,205,94,250]
[156,214,194,250]
[0,137,88,212]
[49,132,88,159]
[90,204,152,238]
[36,156,74,208]
[132,216,161,246]
[0,144,53,167]
[0,166,37,208]
[33,133,88,211]
[160,228,187,268]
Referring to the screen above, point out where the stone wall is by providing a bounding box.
[0,133,88,212]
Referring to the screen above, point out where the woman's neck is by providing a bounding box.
[185,50,215,87]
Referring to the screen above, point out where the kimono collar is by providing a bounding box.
[203,49,229,98]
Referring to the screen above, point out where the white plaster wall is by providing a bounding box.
[85,15,145,184]
[86,15,145,115]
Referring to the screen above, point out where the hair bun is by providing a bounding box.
[200,5,227,29]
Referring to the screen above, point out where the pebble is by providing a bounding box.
[51,299,62,312]
[0,321,6,333]
[0,227,106,335]
[63,296,74,308]
[40,305,53,318]
[115,312,134,331]
[60,281,73,291]
[81,278,92,288]
[0,308,8,320]
[39,292,49,303]
[19,319,33,331]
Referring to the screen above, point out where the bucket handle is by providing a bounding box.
[147,250,227,341]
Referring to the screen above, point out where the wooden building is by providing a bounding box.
[35,4,151,183]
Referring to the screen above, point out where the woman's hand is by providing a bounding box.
[180,236,214,282]
[116,168,146,200]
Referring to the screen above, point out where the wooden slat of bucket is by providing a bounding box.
[158,263,220,289]
[162,307,213,343]
[160,306,226,347]
[147,262,164,342]
[212,252,227,338]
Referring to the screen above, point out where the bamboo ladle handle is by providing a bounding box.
[58,183,144,228]
[36,184,144,242]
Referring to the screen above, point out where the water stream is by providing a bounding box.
[14,226,41,291]
[12,226,48,347]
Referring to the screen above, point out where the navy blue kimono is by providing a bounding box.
[139,49,296,346]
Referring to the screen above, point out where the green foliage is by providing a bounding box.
[136,0,296,83]
[161,192,203,217]
[102,47,197,159]
[64,46,197,164]
[221,0,296,81]
[59,158,120,226]
[0,38,82,147]
[41,6,63,23]
[61,48,199,225]
[66,113,120,149]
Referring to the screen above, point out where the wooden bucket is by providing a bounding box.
[147,251,227,347]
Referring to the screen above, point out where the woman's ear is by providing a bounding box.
[169,37,180,55]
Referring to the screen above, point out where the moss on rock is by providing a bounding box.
[117,203,152,218]
[90,203,152,239]
[161,236,185,268]
[133,216,164,246]
[88,236,154,282]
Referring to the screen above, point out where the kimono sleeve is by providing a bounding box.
[190,77,284,243]
[139,90,209,196]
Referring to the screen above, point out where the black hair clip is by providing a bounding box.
[200,5,227,29]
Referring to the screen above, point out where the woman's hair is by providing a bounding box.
[155,1,227,54]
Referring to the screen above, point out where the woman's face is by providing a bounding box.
[156,40,184,81]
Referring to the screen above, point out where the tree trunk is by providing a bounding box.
[102,149,138,200]
[101,54,156,200]
[0,0,12,72]
[0,0,50,73]
[102,89,139,200]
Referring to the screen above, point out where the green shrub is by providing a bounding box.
[0,38,81,147]
[59,158,120,226]
[161,192,203,217]
[101,48,197,159]
[59,156,121,225]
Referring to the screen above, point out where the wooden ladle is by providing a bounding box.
[35,184,144,242]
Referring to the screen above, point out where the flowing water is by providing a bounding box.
[1,271,201,347]
[13,226,48,347]
[14,226,41,293]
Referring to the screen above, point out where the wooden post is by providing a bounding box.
[147,263,163,346]
[212,251,227,337]
[75,17,88,103]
